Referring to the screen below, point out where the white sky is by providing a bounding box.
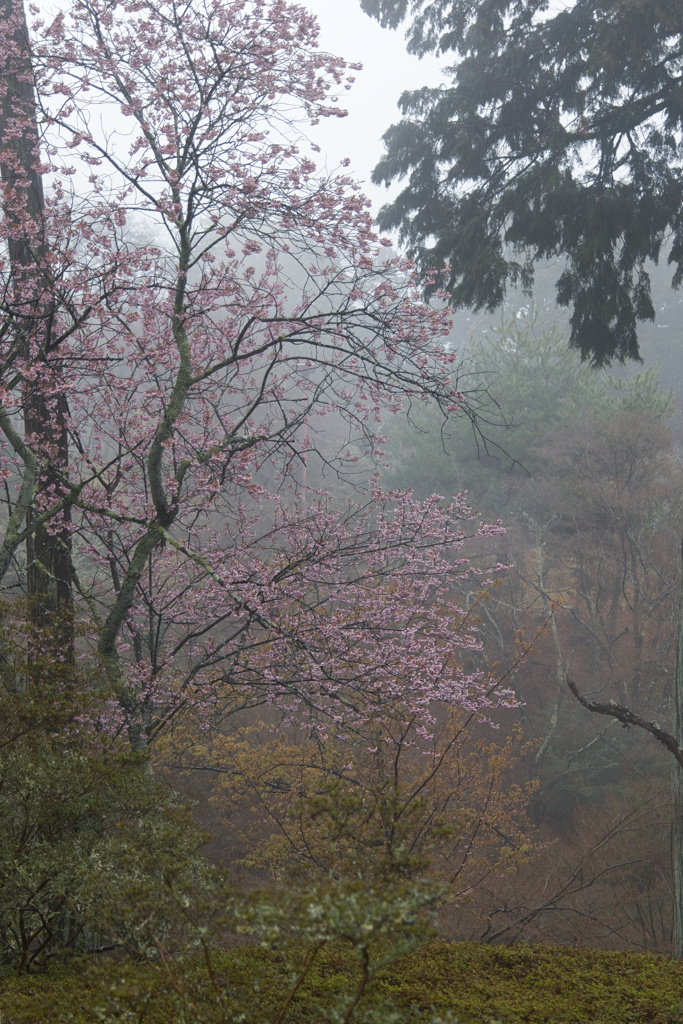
[303,0,445,219]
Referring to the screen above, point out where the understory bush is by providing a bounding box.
[0,604,215,970]
[3,942,683,1023]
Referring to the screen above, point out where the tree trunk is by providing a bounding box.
[0,0,72,632]
[672,537,683,957]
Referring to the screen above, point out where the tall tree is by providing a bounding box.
[0,0,510,757]
[0,0,72,624]
[364,0,683,366]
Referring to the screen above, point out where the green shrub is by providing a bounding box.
[0,603,215,971]
[3,941,683,1023]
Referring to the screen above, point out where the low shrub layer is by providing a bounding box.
[2,941,683,1023]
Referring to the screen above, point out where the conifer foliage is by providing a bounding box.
[366,0,683,365]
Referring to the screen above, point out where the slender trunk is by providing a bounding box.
[0,0,72,635]
[533,539,565,766]
[672,536,683,957]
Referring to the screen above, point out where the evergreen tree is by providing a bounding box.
[384,316,670,516]
[365,0,683,366]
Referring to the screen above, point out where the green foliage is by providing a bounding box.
[3,942,683,1022]
[0,603,214,971]
[236,877,440,1024]
[384,316,673,514]
[0,881,440,1022]
[377,943,683,1023]
[0,603,444,1018]
[366,0,683,365]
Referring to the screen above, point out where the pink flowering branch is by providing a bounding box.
[0,0,508,749]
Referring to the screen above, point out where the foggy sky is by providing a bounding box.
[303,0,443,218]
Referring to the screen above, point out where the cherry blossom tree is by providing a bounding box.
[0,0,510,751]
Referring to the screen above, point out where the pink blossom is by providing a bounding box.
[0,0,511,750]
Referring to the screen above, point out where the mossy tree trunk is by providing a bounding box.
[672,540,683,957]
[0,0,72,635]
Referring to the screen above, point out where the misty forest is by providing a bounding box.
[2,0,683,1021]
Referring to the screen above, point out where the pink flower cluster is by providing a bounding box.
[0,0,510,744]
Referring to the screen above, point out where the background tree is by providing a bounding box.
[384,313,605,511]
[383,319,683,950]
[364,0,683,952]
[364,0,683,365]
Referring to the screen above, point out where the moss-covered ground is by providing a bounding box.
[2,941,683,1023]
